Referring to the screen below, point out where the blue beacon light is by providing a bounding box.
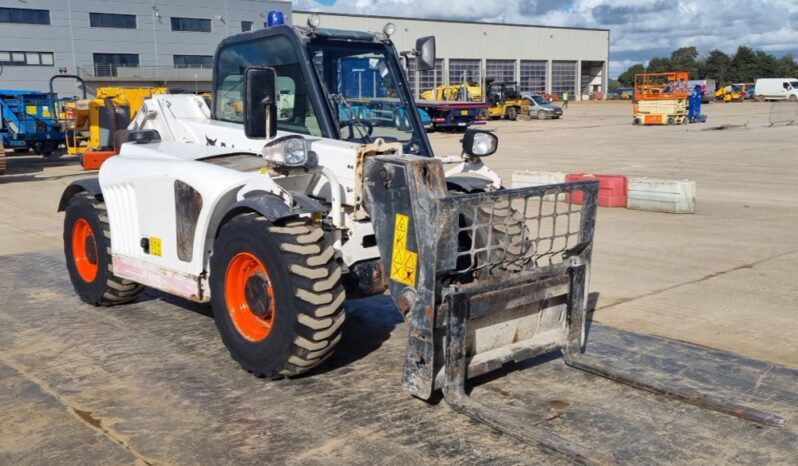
[266,11,285,28]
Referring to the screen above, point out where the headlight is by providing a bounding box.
[261,135,308,167]
[461,129,498,157]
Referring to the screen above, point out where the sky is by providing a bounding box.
[291,0,798,78]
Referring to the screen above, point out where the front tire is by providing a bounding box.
[63,192,143,306]
[506,106,517,121]
[210,214,345,378]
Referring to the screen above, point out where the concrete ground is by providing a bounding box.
[1,101,796,464]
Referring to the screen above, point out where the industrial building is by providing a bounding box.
[1,1,609,100]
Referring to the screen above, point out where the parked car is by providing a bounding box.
[521,92,563,119]
[754,78,798,101]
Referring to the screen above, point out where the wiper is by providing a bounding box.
[330,93,372,143]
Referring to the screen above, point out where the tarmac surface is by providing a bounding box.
[1,101,797,464]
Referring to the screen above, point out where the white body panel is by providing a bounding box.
[102,94,385,301]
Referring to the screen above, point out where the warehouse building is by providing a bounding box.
[1,1,608,100]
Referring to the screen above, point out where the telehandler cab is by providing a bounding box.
[58,18,786,464]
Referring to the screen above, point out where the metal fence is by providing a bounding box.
[768,101,798,126]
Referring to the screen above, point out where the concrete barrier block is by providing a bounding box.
[511,170,566,188]
[511,171,566,200]
[627,177,696,214]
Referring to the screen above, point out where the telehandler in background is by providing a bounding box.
[57,18,787,465]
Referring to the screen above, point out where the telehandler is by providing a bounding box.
[58,18,786,464]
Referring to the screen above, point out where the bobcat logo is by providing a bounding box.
[205,135,217,146]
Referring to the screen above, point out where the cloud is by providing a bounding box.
[517,0,568,16]
[291,0,798,77]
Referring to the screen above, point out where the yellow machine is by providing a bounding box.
[486,81,528,120]
[421,82,482,102]
[715,84,745,103]
[633,72,689,125]
[62,87,167,155]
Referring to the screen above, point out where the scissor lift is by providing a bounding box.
[633,72,690,126]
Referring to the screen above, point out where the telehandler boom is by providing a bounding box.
[58,18,786,464]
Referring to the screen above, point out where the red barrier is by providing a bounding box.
[566,173,628,207]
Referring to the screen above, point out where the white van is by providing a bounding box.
[754,78,798,101]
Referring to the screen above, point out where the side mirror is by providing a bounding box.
[244,66,278,139]
[461,129,498,158]
[415,36,436,71]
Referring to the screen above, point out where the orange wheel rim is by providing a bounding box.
[225,252,276,342]
[72,218,99,283]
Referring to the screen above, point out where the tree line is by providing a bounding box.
[617,46,798,87]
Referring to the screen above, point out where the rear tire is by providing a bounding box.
[63,192,143,306]
[210,213,345,378]
[789,95,798,102]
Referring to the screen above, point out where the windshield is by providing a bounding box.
[531,95,549,105]
[308,38,428,155]
[790,81,798,90]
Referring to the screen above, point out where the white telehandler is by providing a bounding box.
[58,18,785,464]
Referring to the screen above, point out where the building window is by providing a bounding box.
[174,54,213,68]
[93,53,139,77]
[241,21,253,32]
[551,61,577,98]
[0,7,50,25]
[90,13,136,29]
[449,59,482,87]
[0,51,55,67]
[171,17,211,33]
[406,58,444,98]
[520,60,546,93]
[485,59,515,83]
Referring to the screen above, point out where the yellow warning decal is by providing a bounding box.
[390,213,417,286]
[42,107,51,117]
[149,237,162,257]
[25,105,37,115]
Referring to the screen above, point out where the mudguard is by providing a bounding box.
[219,191,326,226]
[445,174,494,193]
[57,178,102,212]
